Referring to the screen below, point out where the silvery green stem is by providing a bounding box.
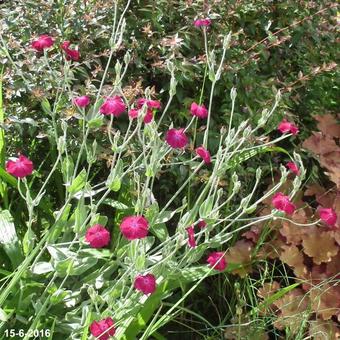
[203,27,210,69]
[159,162,204,214]
[202,80,216,148]
[228,87,237,136]
[184,116,196,132]
[157,94,174,129]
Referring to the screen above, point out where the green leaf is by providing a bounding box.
[23,228,36,255]
[154,210,176,224]
[31,261,54,275]
[226,146,290,170]
[50,289,70,305]
[74,197,88,233]
[79,248,112,259]
[199,196,214,218]
[0,167,17,187]
[81,310,92,340]
[89,214,108,227]
[150,222,168,242]
[185,245,206,264]
[0,308,8,322]
[48,245,98,276]
[0,210,17,244]
[135,255,145,271]
[56,256,98,276]
[61,156,74,184]
[88,117,104,129]
[145,203,159,223]
[109,178,121,192]
[48,204,72,242]
[145,166,154,177]
[102,199,129,210]
[250,282,301,316]
[68,169,87,194]
[41,98,52,115]
[145,203,169,241]
[106,159,123,192]
[48,318,56,340]
[0,210,24,268]
[47,245,74,261]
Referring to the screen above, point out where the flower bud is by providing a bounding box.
[124,51,131,65]
[230,87,237,101]
[57,136,66,154]
[223,32,232,50]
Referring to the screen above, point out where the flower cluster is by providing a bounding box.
[128,98,161,124]
[164,102,212,167]
[272,192,296,215]
[61,41,80,61]
[269,120,338,231]
[13,32,329,339]
[83,212,228,338]
[31,34,80,62]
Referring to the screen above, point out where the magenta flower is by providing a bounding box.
[319,207,337,228]
[73,95,90,108]
[65,49,80,61]
[120,216,149,240]
[286,161,300,175]
[190,102,208,119]
[128,108,154,124]
[272,192,296,215]
[89,317,115,340]
[61,41,80,61]
[85,225,110,248]
[195,146,211,164]
[165,128,188,149]
[61,41,71,51]
[194,19,211,27]
[6,155,33,178]
[128,108,139,119]
[143,109,154,124]
[137,98,161,110]
[31,35,54,51]
[134,273,156,295]
[207,251,227,271]
[197,219,207,229]
[277,119,299,135]
[186,225,196,248]
[100,96,126,116]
